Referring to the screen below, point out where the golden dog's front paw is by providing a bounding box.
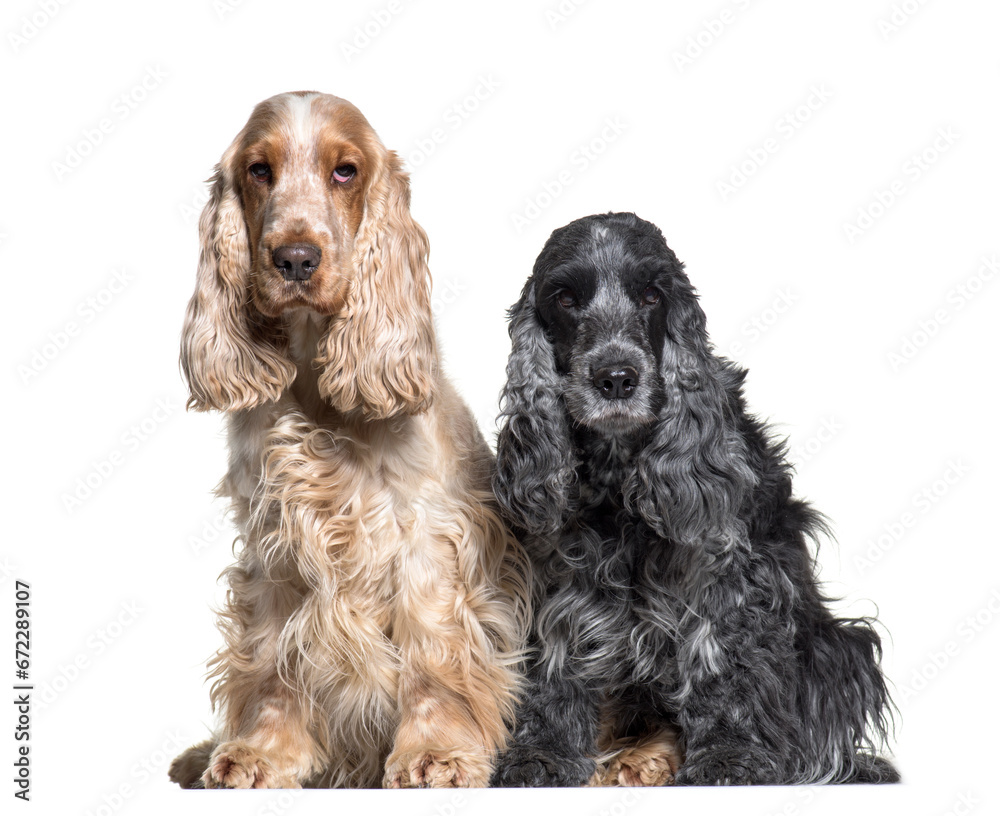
[203,742,297,789]
[589,727,683,787]
[602,747,678,787]
[384,749,491,788]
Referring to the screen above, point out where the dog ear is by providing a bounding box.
[180,155,296,412]
[317,152,436,420]
[494,280,577,537]
[626,275,757,546]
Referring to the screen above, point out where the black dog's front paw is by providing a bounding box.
[491,744,594,787]
[675,743,776,786]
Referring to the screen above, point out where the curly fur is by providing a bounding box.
[169,92,528,790]
[491,212,898,786]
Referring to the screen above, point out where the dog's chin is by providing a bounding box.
[567,402,658,438]
[252,272,348,318]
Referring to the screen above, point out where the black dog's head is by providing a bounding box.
[496,212,755,543]
[529,212,699,435]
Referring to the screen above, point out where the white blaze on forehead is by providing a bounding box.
[591,223,610,242]
[261,93,334,240]
[274,94,325,194]
[283,93,320,152]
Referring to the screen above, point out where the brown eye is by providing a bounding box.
[332,164,356,184]
[556,289,577,308]
[249,162,271,182]
[642,286,661,305]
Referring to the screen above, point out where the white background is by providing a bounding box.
[3,0,998,814]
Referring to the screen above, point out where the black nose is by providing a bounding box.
[272,244,321,282]
[592,366,639,400]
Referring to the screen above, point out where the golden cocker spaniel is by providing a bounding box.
[169,92,528,789]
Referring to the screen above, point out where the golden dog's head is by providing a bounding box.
[181,92,436,419]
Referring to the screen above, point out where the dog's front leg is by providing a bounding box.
[383,657,501,789]
[491,658,600,787]
[383,531,518,788]
[673,546,796,785]
[202,570,325,789]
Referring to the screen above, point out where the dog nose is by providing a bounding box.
[592,366,639,400]
[272,244,321,282]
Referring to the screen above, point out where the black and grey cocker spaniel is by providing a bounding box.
[491,212,897,786]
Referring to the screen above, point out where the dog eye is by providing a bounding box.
[332,164,356,184]
[248,163,272,182]
[642,286,661,305]
[556,289,578,308]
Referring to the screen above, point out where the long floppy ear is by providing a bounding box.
[625,275,758,547]
[493,281,577,537]
[179,158,296,412]
[317,153,436,420]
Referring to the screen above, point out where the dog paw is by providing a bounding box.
[384,750,490,788]
[598,749,679,787]
[203,742,295,789]
[492,745,594,787]
[169,739,215,789]
[851,753,901,784]
[674,744,773,786]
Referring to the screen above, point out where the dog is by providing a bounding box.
[168,92,527,789]
[490,212,898,786]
